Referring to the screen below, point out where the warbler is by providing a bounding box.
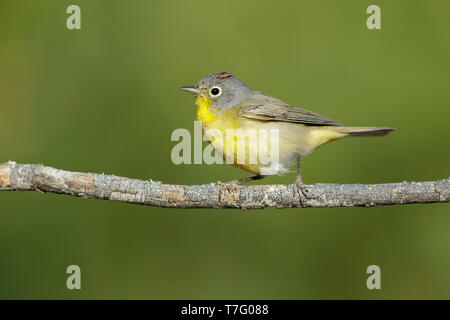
[180,71,394,196]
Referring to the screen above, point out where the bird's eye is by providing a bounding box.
[210,87,221,96]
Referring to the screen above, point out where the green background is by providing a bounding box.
[1,0,449,299]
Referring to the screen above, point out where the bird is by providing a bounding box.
[180,71,394,197]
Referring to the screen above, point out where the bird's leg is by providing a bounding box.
[238,174,266,183]
[228,174,266,185]
[294,156,310,198]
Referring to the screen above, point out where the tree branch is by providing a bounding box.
[0,161,449,209]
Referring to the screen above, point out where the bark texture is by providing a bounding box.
[0,161,449,209]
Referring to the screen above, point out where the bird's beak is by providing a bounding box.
[179,86,200,95]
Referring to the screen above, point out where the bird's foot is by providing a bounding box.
[294,177,314,200]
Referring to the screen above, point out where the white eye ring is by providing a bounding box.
[210,86,222,97]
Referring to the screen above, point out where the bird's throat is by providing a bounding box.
[195,94,217,124]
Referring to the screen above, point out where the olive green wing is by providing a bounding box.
[237,93,341,126]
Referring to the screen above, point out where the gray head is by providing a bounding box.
[180,71,254,110]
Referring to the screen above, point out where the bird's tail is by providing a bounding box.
[335,127,395,137]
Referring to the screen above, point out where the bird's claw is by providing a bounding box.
[294,178,314,200]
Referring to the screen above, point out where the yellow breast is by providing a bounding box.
[195,96,261,173]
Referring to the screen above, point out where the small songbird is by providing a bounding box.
[180,71,394,196]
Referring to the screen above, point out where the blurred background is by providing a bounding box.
[0,0,449,299]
